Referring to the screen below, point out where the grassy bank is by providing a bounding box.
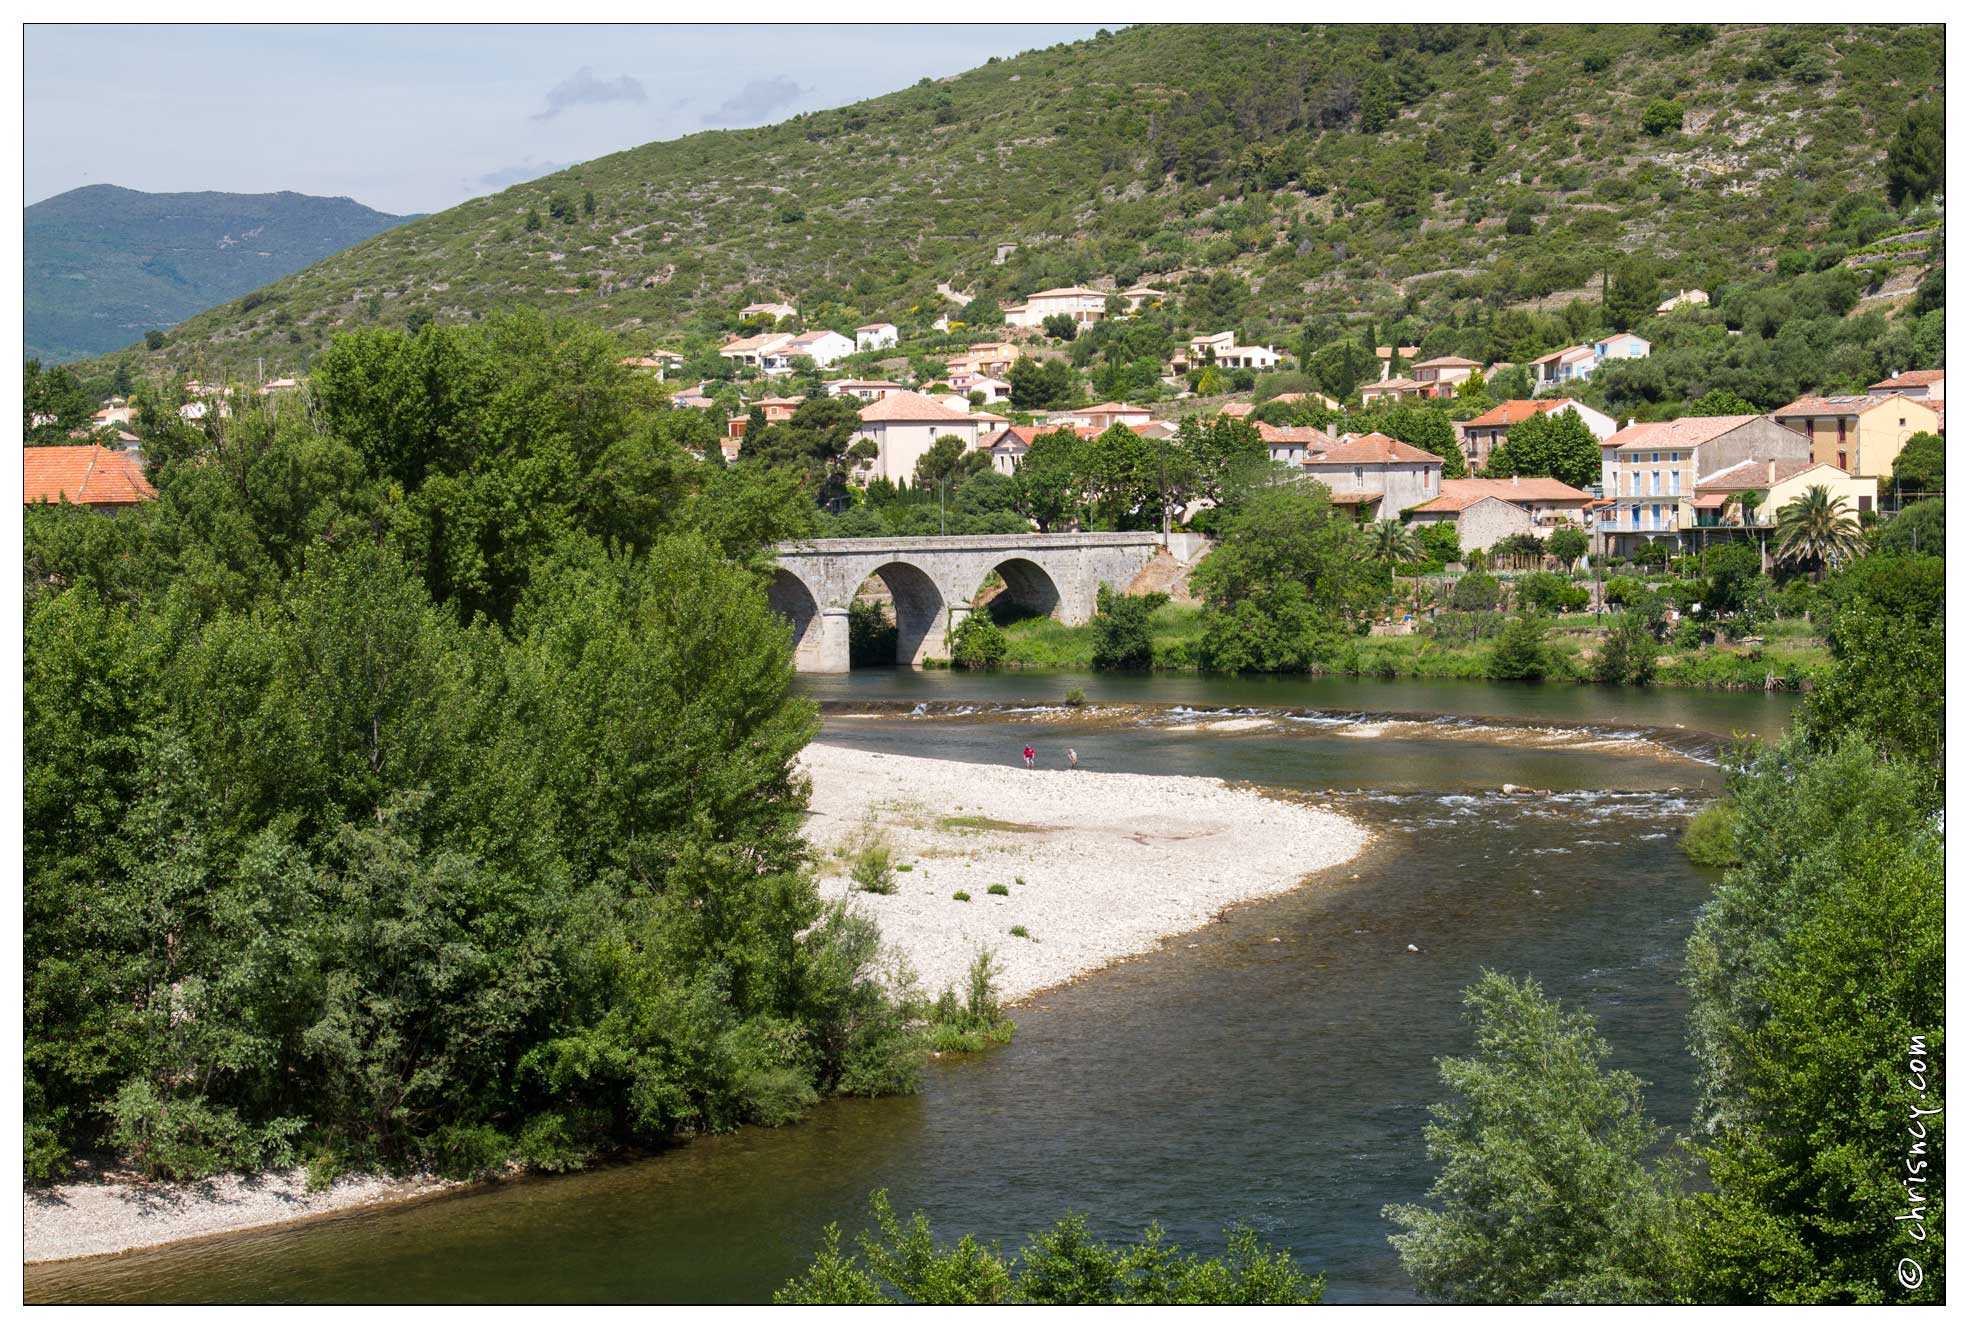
[997,608,1829,690]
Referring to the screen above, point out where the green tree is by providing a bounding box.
[1603,256,1659,332]
[1687,388,1759,417]
[1641,99,1684,137]
[1488,612,1553,679]
[1885,101,1945,208]
[1546,525,1589,567]
[1876,498,1942,556]
[1889,431,1943,498]
[1090,585,1168,671]
[1484,408,1601,488]
[1384,973,1681,1304]
[1015,428,1085,532]
[1359,66,1396,134]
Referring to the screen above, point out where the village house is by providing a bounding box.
[1359,376,1424,405]
[90,405,136,427]
[1180,331,1282,371]
[1268,390,1341,412]
[1656,288,1710,315]
[1771,392,1941,479]
[1406,477,1595,554]
[620,351,685,380]
[740,301,798,323]
[1594,331,1652,364]
[1527,343,1600,389]
[1688,458,1878,552]
[1121,285,1167,312]
[1866,369,1944,404]
[725,396,805,439]
[762,329,855,373]
[1257,422,1339,467]
[1298,433,1444,519]
[1374,345,1421,380]
[1049,401,1152,432]
[855,322,899,351]
[1410,355,1481,396]
[824,379,902,402]
[850,390,983,484]
[23,444,156,511]
[1596,414,1808,558]
[719,331,793,369]
[1003,286,1109,328]
[1458,399,1618,474]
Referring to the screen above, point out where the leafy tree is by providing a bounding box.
[1192,485,1387,672]
[1546,525,1589,567]
[1007,356,1077,410]
[524,208,542,232]
[1889,431,1943,498]
[1484,408,1601,488]
[1593,602,1662,684]
[1603,256,1658,332]
[581,189,596,217]
[1886,101,1945,208]
[1687,388,1759,417]
[1801,554,1944,770]
[1359,66,1396,133]
[1641,99,1684,137]
[779,1190,1323,1305]
[24,360,95,443]
[1488,611,1553,679]
[961,295,1003,327]
[1417,519,1461,566]
[1448,568,1500,611]
[1041,313,1079,342]
[1876,498,1942,556]
[1090,585,1169,671]
[1015,428,1086,532]
[947,613,1008,669]
[144,329,168,351]
[1384,973,1681,1304]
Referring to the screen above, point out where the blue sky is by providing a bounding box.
[25,24,1107,216]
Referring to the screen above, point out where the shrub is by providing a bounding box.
[925,949,1014,1054]
[1091,586,1169,671]
[987,883,1009,896]
[1517,571,1588,614]
[1489,613,1553,680]
[1450,569,1502,612]
[1009,925,1031,939]
[952,890,971,902]
[948,614,1008,669]
[1681,802,1738,868]
[1064,687,1087,706]
[850,825,899,894]
[1642,99,1684,137]
[1594,606,1662,686]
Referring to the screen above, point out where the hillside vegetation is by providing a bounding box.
[83,23,1941,385]
[26,185,410,364]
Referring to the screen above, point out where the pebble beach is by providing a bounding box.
[802,742,1370,1003]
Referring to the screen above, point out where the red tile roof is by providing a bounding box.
[1409,477,1592,513]
[1868,370,1944,390]
[1604,415,1762,451]
[1411,355,1481,369]
[1773,394,1916,418]
[1256,423,1338,446]
[857,390,982,424]
[1464,399,1568,429]
[1303,433,1443,465]
[23,445,155,507]
[1693,458,1819,491]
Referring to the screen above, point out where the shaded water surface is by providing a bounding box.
[27,675,1791,1304]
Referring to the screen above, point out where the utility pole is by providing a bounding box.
[1160,433,1170,547]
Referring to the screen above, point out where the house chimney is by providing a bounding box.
[1767,459,1776,482]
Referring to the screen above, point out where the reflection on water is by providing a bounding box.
[28,676,1781,1305]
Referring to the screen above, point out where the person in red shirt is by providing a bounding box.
[1022,745,1035,768]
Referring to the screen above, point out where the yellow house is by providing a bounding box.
[1691,459,1879,541]
[1771,394,1940,479]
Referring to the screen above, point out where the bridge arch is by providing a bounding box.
[765,568,827,672]
[972,555,1063,623]
[854,560,948,667]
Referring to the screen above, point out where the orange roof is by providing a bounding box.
[1256,423,1337,446]
[1305,433,1442,465]
[1409,477,1592,513]
[1220,403,1256,418]
[1412,355,1481,369]
[1027,286,1106,298]
[1693,458,1819,491]
[1083,401,1148,415]
[1363,376,1422,392]
[857,390,979,424]
[23,445,155,507]
[1464,399,1569,429]
[1605,415,1763,451]
[1868,370,1944,390]
[1773,393,1912,418]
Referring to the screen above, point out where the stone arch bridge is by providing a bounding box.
[769,533,1174,672]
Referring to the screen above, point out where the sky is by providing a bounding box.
[24,24,1108,216]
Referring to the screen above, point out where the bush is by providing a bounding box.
[948,613,1008,669]
[1009,925,1031,939]
[925,949,1014,1054]
[1450,569,1502,612]
[1594,606,1662,686]
[1064,687,1087,706]
[1489,613,1553,680]
[987,883,1009,896]
[1680,802,1737,868]
[1516,571,1588,614]
[850,823,899,895]
[1091,586,1169,671]
[952,891,971,902]
[1642,99,1684,137]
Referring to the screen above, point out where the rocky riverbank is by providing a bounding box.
[800,742,1370,1003]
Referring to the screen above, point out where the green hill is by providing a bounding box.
[26,185,411,364]
[81,23,1941,384]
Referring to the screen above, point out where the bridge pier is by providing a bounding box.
[806,607,851,673]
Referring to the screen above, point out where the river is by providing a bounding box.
[25,673,1793,1305]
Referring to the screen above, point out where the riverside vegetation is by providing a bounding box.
[1384,538,1943,1303]
[20,312,1017,1190]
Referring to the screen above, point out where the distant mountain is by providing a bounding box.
[25,185,413,363]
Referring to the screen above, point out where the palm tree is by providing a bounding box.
[1369,518,1422,616]
[1774,484,1861,581]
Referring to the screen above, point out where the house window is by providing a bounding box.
[1630,506,1641,530]
[1837,419,1847,443]
[1670,471,1681,496]
[1838,450,1848,470]
[1354,466,1364,485]
[1652,504,1663,530]
[1860,495,1873,513]
[1650,471,1661,495]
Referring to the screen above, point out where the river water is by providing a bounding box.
[26,674,1794,1305]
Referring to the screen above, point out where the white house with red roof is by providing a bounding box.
[1004,286,1109,328]
[856,322,898,351]
[1298,433,1444,517]
[851,390,985,484]
[1867,368,1944,403]
[1459,398,1617,473]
